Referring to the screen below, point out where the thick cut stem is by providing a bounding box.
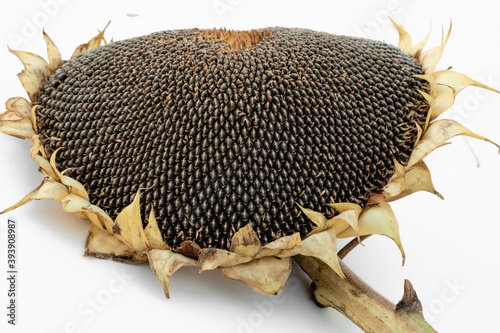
[294,256,437,333]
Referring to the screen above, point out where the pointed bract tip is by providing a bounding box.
[395,279,424,315]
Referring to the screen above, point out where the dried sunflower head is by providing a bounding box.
[0,20,498,299]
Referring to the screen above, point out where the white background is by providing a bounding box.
[1,0,500,332]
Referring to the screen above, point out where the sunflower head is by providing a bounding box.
[0,20,498,299]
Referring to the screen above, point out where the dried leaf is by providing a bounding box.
[1,97,32,121]
[417,89,434,130]
[30,135,42,157]
[85,224,146,262]
[427,69,500,121]
[9,49,50,102]
[62,194,114,231]
[219,257,291,296]
[33,155,57,179]
[199,232,300,272]
[368,161,407,204]
[338,202,405,264]
[414,123,423,149]
[17,72,43,102]
[410,28,431,57]
[0,180,69,214]
[386,161,443,202]
[418,23,451,74]
[433,70,500,95]
[408,119,499,167]
[43,30,62,72]
[71,22,110,58]
[60,175,90,201]
[0,111,21,122]
[258,233,302,258]
[328,202,362,214]
[230,224,261,256]
[9,49,49,78]
[295,228,345,279]
[145,207,170,250]
[198,248,249,271]
[148,249,197,299]
[297,203,328,230]
[49,147,63,181]
[430,84,456,121]
[323,203,362,235]
[389,17,412,54]
[113,190,148,253]
[329,209,360,238]
[0,117,35,139]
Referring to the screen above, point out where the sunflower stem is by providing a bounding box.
[294,256,437,333]
[338,235,371,259]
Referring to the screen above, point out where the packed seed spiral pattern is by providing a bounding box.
[35,28,429,250]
